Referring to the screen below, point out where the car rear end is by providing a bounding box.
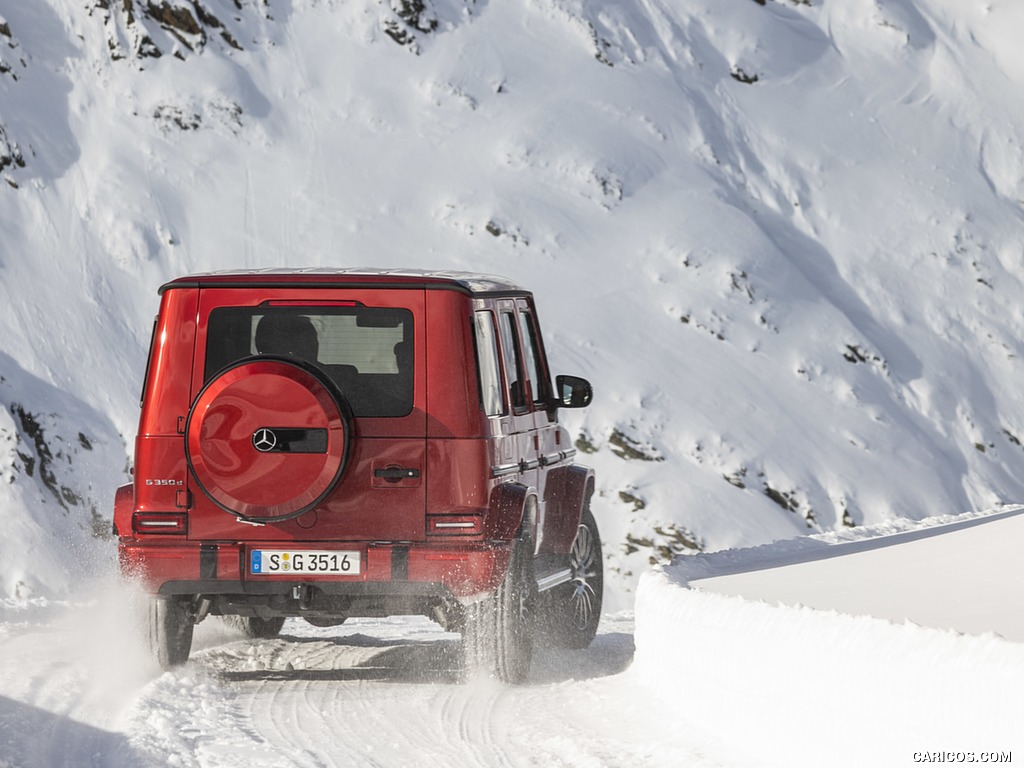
[116,272,515,636]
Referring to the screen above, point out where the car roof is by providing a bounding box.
[158,268,530,297]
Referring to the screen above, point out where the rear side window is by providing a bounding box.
[140,316,158,407]
[517,310,549,405]
[499,311,528,411]
[205,306,414,418]
[473,311,505,416]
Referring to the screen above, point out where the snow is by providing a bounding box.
[2,510,1020,766]
[671,504,1024,641]
[635,567,1024,767]
[633,508,1024,766]
[0,598,720,767]
[1,0,1024,764]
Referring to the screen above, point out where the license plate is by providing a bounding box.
[250,549,361,575]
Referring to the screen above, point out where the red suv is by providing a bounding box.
[115,269,600,682]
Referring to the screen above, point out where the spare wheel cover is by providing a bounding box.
[185,357,351,521]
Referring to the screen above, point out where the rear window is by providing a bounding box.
[205,306,414,418]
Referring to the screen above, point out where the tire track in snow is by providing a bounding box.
[439,683,513,767]
[118,614,724,768]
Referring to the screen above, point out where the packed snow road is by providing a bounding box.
[3,509,1022,767]
[0,600,726,768]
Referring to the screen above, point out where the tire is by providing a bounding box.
[149,596,194,669]
[462,537,535,684]
[539,503,603,649]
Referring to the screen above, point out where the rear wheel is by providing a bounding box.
[539,503,603,648]
[462,537,535,684]
[149,596,194,669]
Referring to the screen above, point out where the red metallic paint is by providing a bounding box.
[185,359,348,520]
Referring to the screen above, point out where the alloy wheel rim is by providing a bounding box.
[568,523,598,630]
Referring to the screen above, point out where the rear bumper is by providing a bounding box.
[118,539,512,603]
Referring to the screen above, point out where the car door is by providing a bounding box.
[493,300,544,543]
[516,298,573,553]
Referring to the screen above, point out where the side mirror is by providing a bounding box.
[556,374,593,409]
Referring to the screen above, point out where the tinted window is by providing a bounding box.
[499,311,528,411]
[205,306,414,418]
[518,310,548,405]
[140,316,158,407]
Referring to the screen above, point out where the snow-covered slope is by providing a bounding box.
[3,0,1024,606]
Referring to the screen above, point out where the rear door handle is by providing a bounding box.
[373,467,421,481]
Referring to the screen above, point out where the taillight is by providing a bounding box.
[132,512,188,535]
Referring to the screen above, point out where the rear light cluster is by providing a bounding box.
[132,512,188,535]
[428,515,482,536]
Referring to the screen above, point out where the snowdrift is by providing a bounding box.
[633,510,1024,766]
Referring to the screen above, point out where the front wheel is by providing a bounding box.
[539,503,603,648]
[462,538,535,684]
[149,596,194,669]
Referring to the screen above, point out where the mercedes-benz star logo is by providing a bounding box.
[252,428,278,453]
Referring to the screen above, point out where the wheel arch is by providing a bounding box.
[542,463,595,554]
[484,481,537,542]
